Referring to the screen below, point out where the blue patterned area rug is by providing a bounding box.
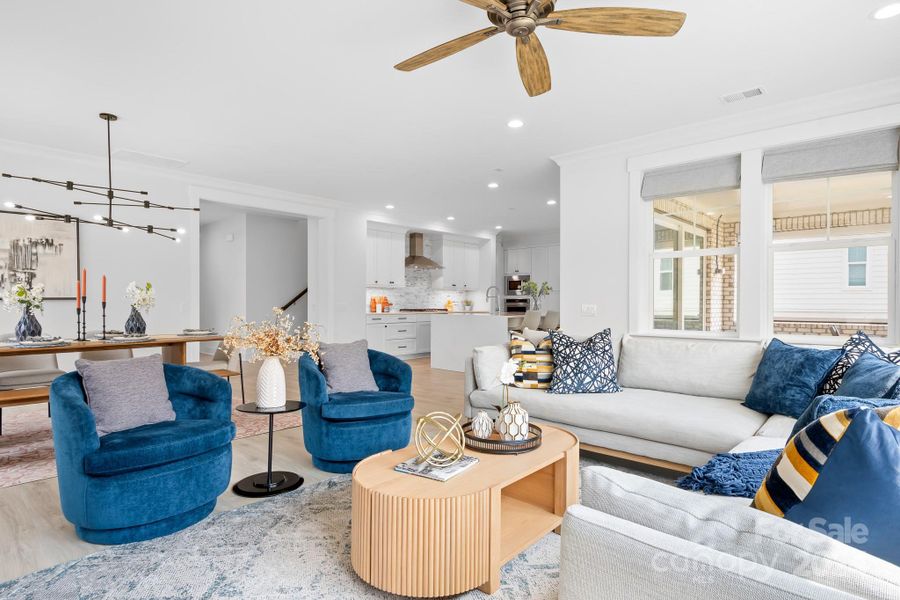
[0,476,561,599]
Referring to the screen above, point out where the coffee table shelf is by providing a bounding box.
[499,494,563,565]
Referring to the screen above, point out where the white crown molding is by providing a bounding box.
[551,76,900,167]
[0,135,350,212]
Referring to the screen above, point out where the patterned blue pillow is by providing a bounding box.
[820,331,900,395]
[548,329,621,394]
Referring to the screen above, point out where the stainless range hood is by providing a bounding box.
[405,232,443,270]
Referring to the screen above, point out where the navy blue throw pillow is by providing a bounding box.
[743,339,843,418]
[820,331,900,394]
[835,352,900,400]
[789,395,900,439]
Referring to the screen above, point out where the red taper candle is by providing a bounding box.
[102,275,107,303]
[76,280,81,309]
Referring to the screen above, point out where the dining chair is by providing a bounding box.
[0,337,66,434]
[541,310,561,331]
[522,310,543,331]
[76,348,135,361]
[186,342,244,403]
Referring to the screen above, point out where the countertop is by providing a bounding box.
[365,311,522,317]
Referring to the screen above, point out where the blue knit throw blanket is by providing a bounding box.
[676,450,781,498]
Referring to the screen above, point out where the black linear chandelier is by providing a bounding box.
[1,112,198,242]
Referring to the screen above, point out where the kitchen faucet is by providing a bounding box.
[485,285,500,315]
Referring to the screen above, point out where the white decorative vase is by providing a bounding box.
[496,395,529,441]
[256,356,286,409]
[471,410,494,439]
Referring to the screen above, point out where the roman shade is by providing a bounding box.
[762,128,900,184]
[641,156,741,201]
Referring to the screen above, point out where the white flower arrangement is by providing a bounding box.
[499,358,520,386]
[2,283,44,313]
[125,281,155,312]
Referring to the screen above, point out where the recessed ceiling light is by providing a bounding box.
[446,216,455,221]
[385,204,395,210]
[507,119,524,129]
[3,201,15,208]
[176,227,186,234]
[488,182,500,189]
[93,214,104,221]
[121,227,130,233]
[547,199,558,206]
[873,3,900,19]
[495,225,503,230]
[175,237,182,243]
[24,214,36,221]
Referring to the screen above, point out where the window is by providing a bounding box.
[772,171,892,339]
[848,247,867,287]
[652,189,740,333]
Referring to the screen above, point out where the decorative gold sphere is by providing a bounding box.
[414,412,466,467]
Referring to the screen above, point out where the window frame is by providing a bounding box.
[847,246,869,289]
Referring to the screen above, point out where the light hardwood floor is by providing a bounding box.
[0,357,463,582]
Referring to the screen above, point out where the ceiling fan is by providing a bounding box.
[395,1,686,97]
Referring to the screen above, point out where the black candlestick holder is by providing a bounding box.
[76,307,83,341]
[81,296,87,342]
[101,301,107,340]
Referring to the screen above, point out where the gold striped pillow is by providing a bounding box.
[510,336,553,389]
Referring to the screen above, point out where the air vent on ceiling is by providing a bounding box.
[721,86,766,104]
[112,149,189,170]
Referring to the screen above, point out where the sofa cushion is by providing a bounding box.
[83,419,236,476]
[743,339,843,418]
[617,335,764,401]
[755,414,797,439]
[470,386,767,455]
[835,352,900,399]
[321,391,413,421]
[76,354,176,437]
[549,329,621,394]
[581,466,900,599]
[821,331,900,394]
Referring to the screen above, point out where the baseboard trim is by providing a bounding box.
[579,443,694,474]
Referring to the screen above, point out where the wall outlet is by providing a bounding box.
[581,303,597,317]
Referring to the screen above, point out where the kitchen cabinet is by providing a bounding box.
[530,246,550,286]
[505,248,532,275]
[437,239,480,290]
[366,314,428,357]
[366,229,406,288]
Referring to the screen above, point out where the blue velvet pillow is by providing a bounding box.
[743,339,843,418]
[834,352,900,399]
[789,395,900,439]
[755,408,900,567]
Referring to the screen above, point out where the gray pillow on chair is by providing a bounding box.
[75,354,175,437]
[318,340,379,393]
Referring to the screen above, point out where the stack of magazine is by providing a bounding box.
[394,452,479,482]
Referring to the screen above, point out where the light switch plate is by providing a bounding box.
[581,303,598,317]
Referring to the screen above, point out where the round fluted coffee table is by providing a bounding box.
[351,424,578,597]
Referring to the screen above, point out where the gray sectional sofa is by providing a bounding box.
[464,334,794,470]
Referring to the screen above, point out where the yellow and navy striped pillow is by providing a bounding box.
[753,406,900,517]
[510,336,553,390]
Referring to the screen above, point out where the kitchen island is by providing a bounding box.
[430,313,523,372]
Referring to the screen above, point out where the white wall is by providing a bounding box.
[245,213,308,324]
[199,213,246,352]
[554,80,900,344]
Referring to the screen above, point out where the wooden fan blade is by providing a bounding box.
[515,34,551,97]
[395,27,501,72]
[458,0,508,12]
[546,8,686,36]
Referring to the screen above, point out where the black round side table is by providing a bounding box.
[233,401,305,497]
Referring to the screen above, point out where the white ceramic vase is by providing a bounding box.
[256,356,286,409]
[471,410,494,439]
[496,397,529,441]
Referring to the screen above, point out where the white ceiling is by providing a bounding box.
[1,1,899,234]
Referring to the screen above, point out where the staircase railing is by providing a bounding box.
[281,288,309,312]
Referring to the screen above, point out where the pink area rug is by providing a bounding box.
[0,401,302,489]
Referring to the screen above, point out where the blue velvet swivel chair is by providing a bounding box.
[50,364,236,545]
[299,350,414,473]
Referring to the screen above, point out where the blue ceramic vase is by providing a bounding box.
[15,308,42,341]
[124,306,147,335]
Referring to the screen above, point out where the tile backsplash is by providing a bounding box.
[368,268,472,310]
